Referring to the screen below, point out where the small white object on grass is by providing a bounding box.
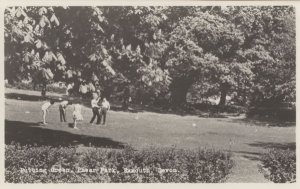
[58,97,62,101]
[25,111,30,114]
[192,123,196,127]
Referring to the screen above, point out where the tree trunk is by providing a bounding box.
[170,78,193,108]
[7,78,14,85]
[242,89,247,106]
[219,83,229,106]
[122,86,131,110]
[41,81,47,98]
[33,82,36,91]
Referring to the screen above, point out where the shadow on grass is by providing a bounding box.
[5,93,46,101]
[219,117,295,127]
[248,141,296,151]
[5,119,125,149]
[5,92,65,102]
[230,142,296,162]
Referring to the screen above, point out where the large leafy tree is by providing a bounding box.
[231,6,296,105]
[5,6,171,100]
[5,7,66,96]
[165,10,246,106]
[101,6,171,102]
[165,6,295,106]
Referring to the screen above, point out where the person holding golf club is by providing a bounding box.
[41,99,55,125]
[59,100,72,122]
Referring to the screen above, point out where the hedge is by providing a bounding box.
[260,149,296,183]
[5,144,234,183]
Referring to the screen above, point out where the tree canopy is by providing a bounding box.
[4,6,295,107]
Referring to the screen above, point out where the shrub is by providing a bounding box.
[247,103,296,122]
[5,144,234,183]
[215,105,247,114]
[186,103,247,116]
[260,149,296,183]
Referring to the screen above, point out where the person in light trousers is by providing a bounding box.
[100,97,110,126]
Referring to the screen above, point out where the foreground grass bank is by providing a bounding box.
[5,144,234,183]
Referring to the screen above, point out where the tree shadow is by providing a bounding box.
[5,93,64,102]
[229,142,296,162]
[5,120,125,149]
[248,141,296,151]
[5,93,46,101]
[218,117,296,127]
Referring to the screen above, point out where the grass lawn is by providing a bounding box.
[5,88,295,153]
[4,88,296,182]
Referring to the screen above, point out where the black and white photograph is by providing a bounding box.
[2,1,297,184]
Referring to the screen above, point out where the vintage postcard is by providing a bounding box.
[0,0,299,188]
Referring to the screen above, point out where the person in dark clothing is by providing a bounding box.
[90,93,101,125]
[59,100,72,122]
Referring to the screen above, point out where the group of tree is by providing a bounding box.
[4,6,295,108]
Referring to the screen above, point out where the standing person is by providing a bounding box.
[90,93,101,125]
[100,97,110,126]
[41,100,55,125]
[59,100,72,122]
[72,103,83,129]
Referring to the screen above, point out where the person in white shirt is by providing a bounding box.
[59,100,72,122]
[90,93,101,125]
[100,97,110,126]
[41,100,55,125]
[73,103,83,129]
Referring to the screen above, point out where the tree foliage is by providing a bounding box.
[4,6,295,106]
